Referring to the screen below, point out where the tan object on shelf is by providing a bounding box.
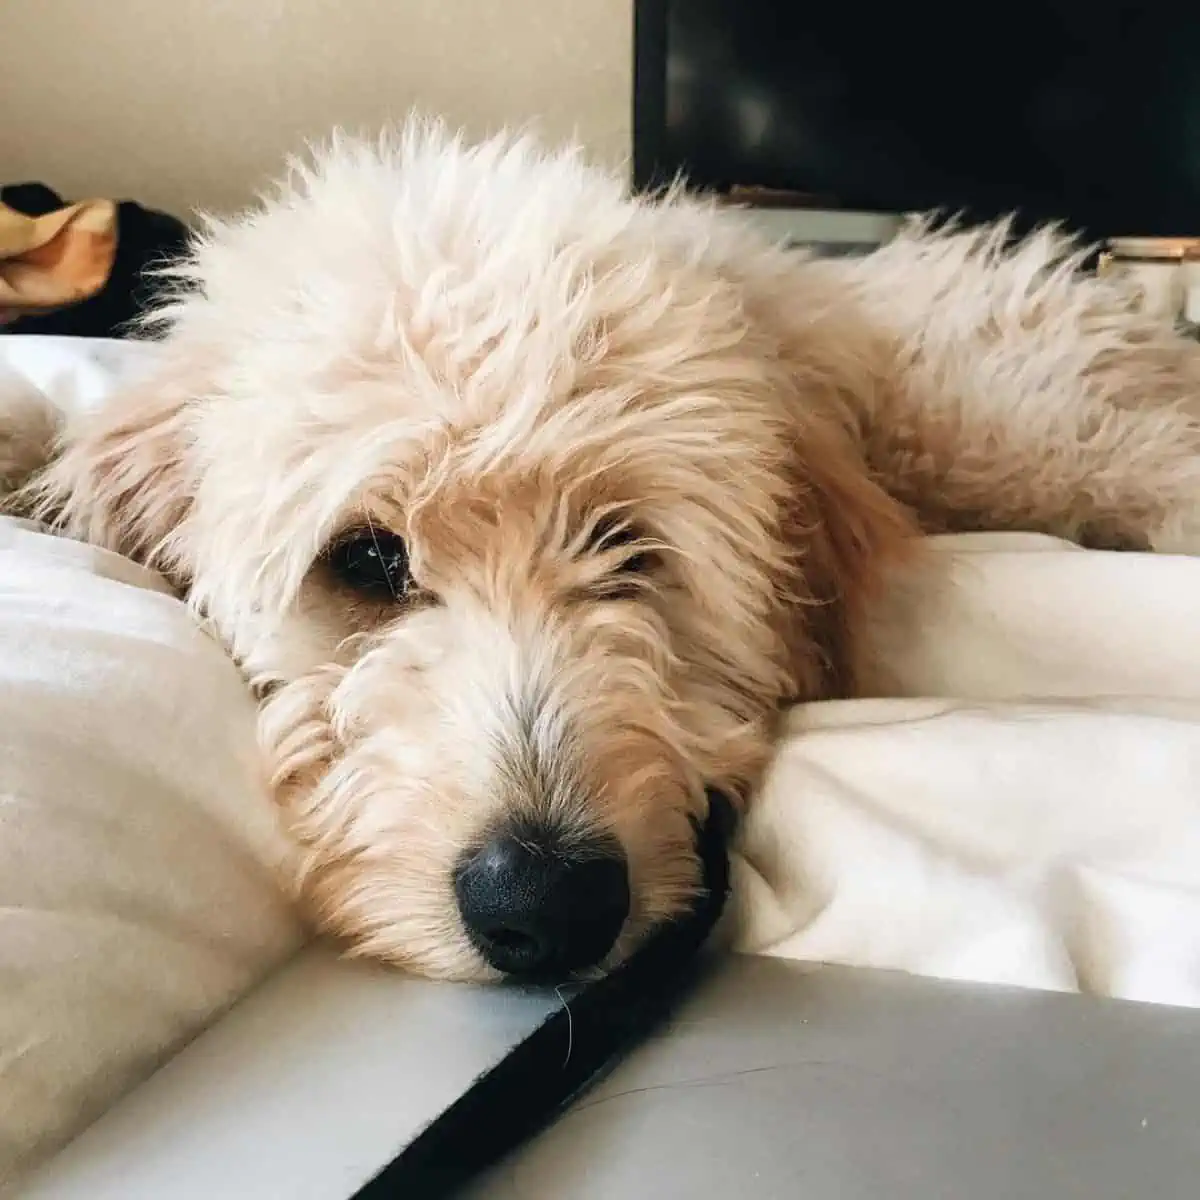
[1097,236,1200,321]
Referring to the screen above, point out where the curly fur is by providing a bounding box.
[6,116,1200,980]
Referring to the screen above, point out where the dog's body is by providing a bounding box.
[5,120,1200,981]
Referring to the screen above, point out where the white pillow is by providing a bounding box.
[0,342,303,1184]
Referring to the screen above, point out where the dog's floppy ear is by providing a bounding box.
[33,355,204,588]
[774,408,917,700]
[731,260,919,700]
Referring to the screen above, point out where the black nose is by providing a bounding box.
[454,832,630,979]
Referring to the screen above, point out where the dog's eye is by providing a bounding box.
[589,515,658,576]
[327,527,411,599]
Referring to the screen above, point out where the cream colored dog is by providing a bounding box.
[6,118,1200,982]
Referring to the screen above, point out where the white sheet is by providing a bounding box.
[4,334,1199,1022]
[0,339,303,1185]
[730,535,1200,1008]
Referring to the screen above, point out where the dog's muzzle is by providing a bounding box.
[453,828,630,980]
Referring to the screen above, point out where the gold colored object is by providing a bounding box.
[1097,237,1200,321]
[0,199,118,323]
[1184,243,1200,328]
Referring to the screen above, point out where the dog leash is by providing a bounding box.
[350,789,735,1199]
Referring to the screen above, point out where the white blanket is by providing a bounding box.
[0,339,302,1183]
[731,535,1200,1007]
[4,334,1200,1021]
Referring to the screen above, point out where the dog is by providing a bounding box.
[5,117,1200,983]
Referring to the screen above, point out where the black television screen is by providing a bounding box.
[633,0,1200,239]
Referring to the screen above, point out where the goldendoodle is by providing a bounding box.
[6,118,1200,981]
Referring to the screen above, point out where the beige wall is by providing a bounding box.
[0,0,632,217]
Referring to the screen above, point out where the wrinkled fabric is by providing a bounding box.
[732,533,1200,1009]
[0,339,302,1184]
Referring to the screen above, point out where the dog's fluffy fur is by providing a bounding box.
[6,118,1200,980]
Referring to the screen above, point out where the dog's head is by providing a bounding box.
[39,120,907,980]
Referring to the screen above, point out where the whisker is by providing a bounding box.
[364,510,400,601]
[554,984,575,1067]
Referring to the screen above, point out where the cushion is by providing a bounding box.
[0,340,302,1186]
